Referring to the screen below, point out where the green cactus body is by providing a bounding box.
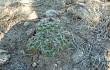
[28,19,74,57]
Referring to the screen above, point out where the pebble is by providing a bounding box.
[45,9,60,17]
[26,28,36,38]
[19,50,25,55]
[23,22,31,26]
[32,62,37,67]
[71,50,84,64]
[0,49,10,66]
[53,63,58,67]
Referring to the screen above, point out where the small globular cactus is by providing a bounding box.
[27,18,74,57]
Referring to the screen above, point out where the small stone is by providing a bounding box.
[71,50,84,64]
[19,50,25,55]
[0,49,10,66]
[45,9,59,17]
[53,63,57,67]
[32,62,37,67]
[23,22,30,26]
[26,28,36,38]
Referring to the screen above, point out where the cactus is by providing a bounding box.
[27,18,74,57]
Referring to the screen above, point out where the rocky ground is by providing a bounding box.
[0,0,110,70]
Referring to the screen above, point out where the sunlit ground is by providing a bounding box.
[0,0,38,41]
